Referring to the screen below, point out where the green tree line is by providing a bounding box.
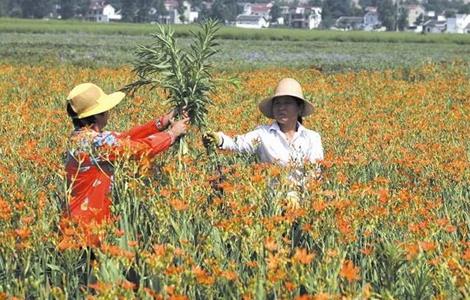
[0,0,469,30]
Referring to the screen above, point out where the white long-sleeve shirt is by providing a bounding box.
[219,122,324,184]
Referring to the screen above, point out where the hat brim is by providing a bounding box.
[77,92,125,119]
[258,95,314,119]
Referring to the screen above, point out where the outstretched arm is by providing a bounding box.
[218,127,263,154]
[95,116,189,161]
[120,108,180,140]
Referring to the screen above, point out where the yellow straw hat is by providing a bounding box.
[258,78,314,119]
[67,83,125,119]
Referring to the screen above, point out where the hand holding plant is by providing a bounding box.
[168,116,190,139]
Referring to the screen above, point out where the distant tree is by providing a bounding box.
[322,0,352,28]
[6,0,22,17]
[20,0,53,18]
[198,3,211,20]
[59,0,75,19]
[423,0,460,15]
[224,0,238,22]
[444,9,456,18]
[309,0,322,7]
[378,0,396,30]
[0,0,7,17]
[270,1,281,22]
[359,0,378,9]
[121,0,137,22]
[177,0,185,23]
[460,4,470,14]
[76,0,91,18]
[209,0,237,23]
[156,0,168,16]
[210,0,225,22]
[397,7,408,30]
[136,0,153,22]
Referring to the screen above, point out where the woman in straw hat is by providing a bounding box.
[65,83,189,225]
[204,78,323,205]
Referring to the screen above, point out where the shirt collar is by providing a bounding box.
[269,121,306,135]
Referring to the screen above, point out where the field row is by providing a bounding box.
[1,32,470,71]
[2,17,470,44]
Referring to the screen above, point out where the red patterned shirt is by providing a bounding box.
[65,120,173,225]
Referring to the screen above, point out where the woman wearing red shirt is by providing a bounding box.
[65,83,189,225]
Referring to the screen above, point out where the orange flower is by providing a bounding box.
[340,260,360,282]
[121,280,136,290]
[313,293,330,300]
[57,237,79,251]
[420,241,436,252]
[403,243,420,260]
[221,270,238,281]
[284,281,296,292]
[264,237,277,252]
[169,199,189,211]
[360,246,374,256]
[311,200,327,213]
[153,244,166,256]
[293,248,315,265]
[462,248,470,261]
[15,228,31,239]
[88,281,112,292]
[192,266,215,285]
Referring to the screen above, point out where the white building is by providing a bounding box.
[308,7,322,29]
[404,4,425,26]
[241,3,272,19]
[87,1,121,22]
[363,9,380,31]
[163,0,198,24]
[446,14,470,33]
[235,15,269,29]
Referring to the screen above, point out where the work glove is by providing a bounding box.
[202,132,222,148]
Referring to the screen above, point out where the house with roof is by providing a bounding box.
[362,7,380,31]
[423,15,447,33]
[161,0,198,24]
[335,16,363,30]
[236,2,272,28]
[446,14,470,33]
[87,1,121,22]
[241,3,272,19]
[235,15,269,29]
[288,6,322,29]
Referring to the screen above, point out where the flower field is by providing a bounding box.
[0,61,469,299]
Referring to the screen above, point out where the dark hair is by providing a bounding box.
[67,103,99,130]
[295,98,304,124]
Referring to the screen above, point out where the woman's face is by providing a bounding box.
[95,111,110,130]
[272,96,301,125]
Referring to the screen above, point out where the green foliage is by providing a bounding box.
[397,7,408,31]
[59,0,75,20]
[124,20,220,129]
[270,1,282,22]
[378,0,396,31]
[19,0,54,19]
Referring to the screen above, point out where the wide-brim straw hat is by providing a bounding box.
[67,83,125,119]
[258,78,314,119]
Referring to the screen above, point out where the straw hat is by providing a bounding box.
[258,78,314,119]
[67,83,125,119]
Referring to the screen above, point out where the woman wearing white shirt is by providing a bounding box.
[204,78,324,205]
